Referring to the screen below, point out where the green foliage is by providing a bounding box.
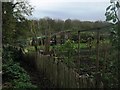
[54,40,77,68]
[55,39,77,57]
[80,32,94,43]
[2,1,33,44]
[2,2,16,44]
[30,17,110,37]
[105,0,120,23]
[101,50,119,88]
[102,72,118,88]
[2,45,37,88]
[109,27,118,47]
[105,1,119,88]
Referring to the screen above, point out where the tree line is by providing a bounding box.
[30,18,110,37]
[2,1,110,45]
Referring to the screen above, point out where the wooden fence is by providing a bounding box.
[24,52,96,88]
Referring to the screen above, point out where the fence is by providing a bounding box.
[53,25,114,74]
[24,52,96,88]
[24,25,118,88]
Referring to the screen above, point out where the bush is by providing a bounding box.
[55,39,77,57]
[54,40,77,68]
[2,45,37,88]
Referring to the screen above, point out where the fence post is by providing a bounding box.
[117,20,120,88]
[96,28,100,71]
[95,28,100,88]
[103,40,107,72]
[57,58,60,87]
[89,37,92,56]
[45,34,50,54]
[68,31,70,40]
[78,31,81,65]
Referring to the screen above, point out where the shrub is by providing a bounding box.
[2,45,37,88]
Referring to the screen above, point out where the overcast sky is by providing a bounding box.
[28,0,110,21]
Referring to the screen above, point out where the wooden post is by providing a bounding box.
[117,20,120,88]
[40,37,43,46]
[0,2,2,52]
[57,34,60,45]
[89,37,92,56]
[95,28,100,88]
[96,28,100,72]
[57,58,60,87]
[68,31,70,40]
[78,31,81,65]
[45,26,50,54]
[103,39,107,72]
[45,34,49,54]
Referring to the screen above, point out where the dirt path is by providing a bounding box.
[20,60,56,88]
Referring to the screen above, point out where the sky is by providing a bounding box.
[28,0,110,21]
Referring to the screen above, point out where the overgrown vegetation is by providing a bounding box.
[53,28,119,88]
[2,0,119,88]
[2,45,37,88]
[2,0,37,88]
[104,0,119,88]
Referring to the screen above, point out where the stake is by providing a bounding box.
[96,28,100,88]
[78,31,80,67]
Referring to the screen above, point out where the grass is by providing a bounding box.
[25,39,111,54]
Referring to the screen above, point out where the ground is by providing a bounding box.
[20,59,56,88]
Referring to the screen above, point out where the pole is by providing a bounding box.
[96,29,100,72]
[78,31,80,67]
[96,28,100,88]
[45,21,50,54]
[118,20,120,88]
